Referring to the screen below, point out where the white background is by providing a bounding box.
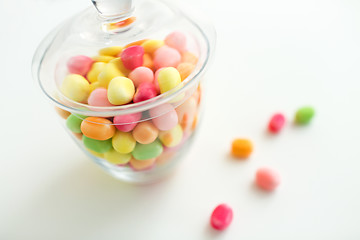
[1,0,360,239]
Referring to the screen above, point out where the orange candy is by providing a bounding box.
[191,84,202,104]
[80,117,116,140]
[130,158,156,171]
[231,139,253,158]
[54,106,71,119]
[177,62,195,81]
[132,121,159,144]
[72,132,83,140]
[143,53,154,70]
[181,51,198,65]
[108,17,136,30]
[191,114,198,131]
[156,151,175,166]
[176,97,197,132]
[124,39,148,49]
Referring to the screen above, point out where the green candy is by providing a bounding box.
[83,136,112,153]
[295,106,315,125]
[66,114,86,133]
[132,140,163,160]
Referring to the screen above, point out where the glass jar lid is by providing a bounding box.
[33,0,215,116]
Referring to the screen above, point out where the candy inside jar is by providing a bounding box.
[59,33,202,181]
[33,0,215,183]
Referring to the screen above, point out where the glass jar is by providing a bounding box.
[32,0,215,183]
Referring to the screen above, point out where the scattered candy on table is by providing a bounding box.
[255,167,281,191]
[210,204,233,231]
[231,138,253,159]
[295,106,315,125]
[268,113,286,133]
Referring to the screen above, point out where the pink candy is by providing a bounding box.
[210,204,233,231]
[121,46,144,70]
[165,31,187,52]
[150,103,178,131]
[256,167,280,191]
[128,66,154,87]
[133,82,157,103]
[87,88,113,107]
[67,55,93,76]
[153,46,181,70]
[113,112,142,132]
[268,113,286,133]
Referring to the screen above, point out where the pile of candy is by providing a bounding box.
[57,31,201,171]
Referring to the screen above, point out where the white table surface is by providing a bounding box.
[2,0,360,239]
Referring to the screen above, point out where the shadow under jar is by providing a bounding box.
[32,0,215,183]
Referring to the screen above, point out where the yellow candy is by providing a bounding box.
[159,124,183,147]
[99,46,123,57]
[88,149,105,158]
[92,55,116,63]
[107,76,135,105]
[87,62,106,83]
[112,131,136,153]
[89,81,101,93]
[60,74,90,103]
[141,40,164,55]
[104,148,131,165]
[97,62,124,88]
[109,57,131,76]
[157,67,182,94]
